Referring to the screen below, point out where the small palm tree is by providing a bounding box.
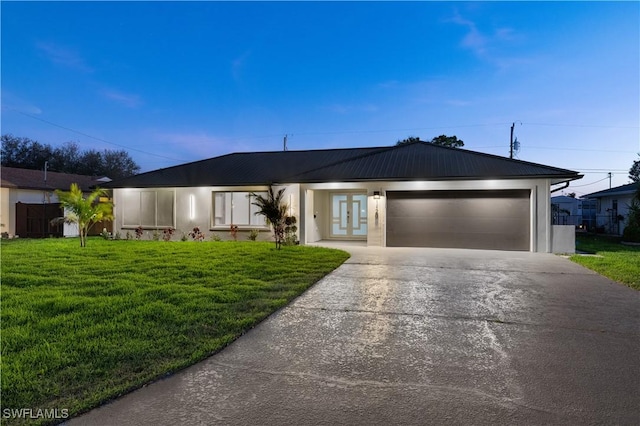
[251,186,287,249]
[53,183,114,247]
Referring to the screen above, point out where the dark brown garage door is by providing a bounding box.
[386,190,530,250]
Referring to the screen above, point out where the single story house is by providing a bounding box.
[105,141,582,252]
[550,195,597,230]
[583,182,639,235]
[0,166,111,238]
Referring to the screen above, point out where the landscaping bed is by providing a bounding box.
[571,234,640,290]
[1,238,349,425]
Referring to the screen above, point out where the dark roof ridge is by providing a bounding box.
[416,141,579,174]
[281,144,401,182]
[105,144,390,187]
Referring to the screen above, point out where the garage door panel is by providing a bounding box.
[387,190,530,250]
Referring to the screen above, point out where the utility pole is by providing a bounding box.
[510,123,515,159]
[608,172,612,189]
[283,134,288,151]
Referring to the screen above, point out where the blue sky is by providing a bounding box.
[2,1,638,195]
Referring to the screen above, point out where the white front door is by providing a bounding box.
[330,193,367,238]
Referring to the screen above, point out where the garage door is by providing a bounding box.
[386,190,530,250]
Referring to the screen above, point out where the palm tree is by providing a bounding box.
[250,186,287,249]
[53,183,114,247]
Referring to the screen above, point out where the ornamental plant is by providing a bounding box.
[52,183,113,247]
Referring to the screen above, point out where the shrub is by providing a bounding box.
[188,227,205,241]
[248,229,260,241]
[623,224,640,243]
[284,216,298,245]
[162,227,175,242]
[134,226,144,240]
[230,225,239,241]
[100,228,111,240]
[210,233,221,242]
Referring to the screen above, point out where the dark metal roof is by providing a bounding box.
[105,142,582,188]
[0,167,110,192]
[583,182,639,198]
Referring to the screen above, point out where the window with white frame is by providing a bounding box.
[212,192,267,227]
[122,189,175,228]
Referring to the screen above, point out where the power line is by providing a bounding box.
[524,122,639,129]
[570,177,611,188]
[525,146,636,154]
[8,108,186,162]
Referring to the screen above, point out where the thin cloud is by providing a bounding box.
[326,103,379,115]
[101,89,143,108]
[154,131,228,159]
[1,92,42,114]
[35,41,93,72]
[446,99,472,107]
[232,50,252,81]
[448,11,520,61]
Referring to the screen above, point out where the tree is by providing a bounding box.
[1,134,140,178]
[250,186,288,249]
[53,183,113,247]
[623,182,640,242]
[1,134,53,169]
[430,134,464,148]
[395,134,464,148]
[396,136,421,145]
[629,154,639,182]
[50,142,82,173]
[101,149,141,180]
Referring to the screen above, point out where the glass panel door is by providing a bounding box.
[331,193,367,238]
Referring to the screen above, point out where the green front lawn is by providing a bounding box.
[1,238,349,425]
[571,234,640,290]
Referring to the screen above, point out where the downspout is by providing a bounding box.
[550,181,570,193]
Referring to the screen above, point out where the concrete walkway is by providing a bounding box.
[67,246,640,425]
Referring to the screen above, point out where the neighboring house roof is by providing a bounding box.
[0,167,110,192]
[551,196,579,204]
[105,141,582,188]
[583,182,639,199]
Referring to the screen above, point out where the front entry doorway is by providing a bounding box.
[330,193,367,239]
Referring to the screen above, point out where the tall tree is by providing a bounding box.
[396,136,421,145]
[1,134,140,178]
[629,154,639,182]
[1,134,53,169]
[101,149,141,180]
[50,142,82,173]
[396,134,464,148]
[430,134,464,148]
[53,183,114,247]
[250,186,288,249]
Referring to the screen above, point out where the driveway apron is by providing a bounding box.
[66,247,640,425]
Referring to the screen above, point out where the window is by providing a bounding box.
[122,189,175,228]
[213,192,267,227]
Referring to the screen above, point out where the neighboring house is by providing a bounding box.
[105,141,582,252]
[0,167,111,238]
[583,182,640,236]
[550,195,597,230]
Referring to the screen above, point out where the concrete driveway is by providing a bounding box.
[68,246,639,425]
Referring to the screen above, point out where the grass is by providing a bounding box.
[1,238,350,425]
[570,234,640,290]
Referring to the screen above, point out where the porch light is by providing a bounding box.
[373,191,381,199]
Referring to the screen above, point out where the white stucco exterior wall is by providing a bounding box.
[113,178,563,252]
